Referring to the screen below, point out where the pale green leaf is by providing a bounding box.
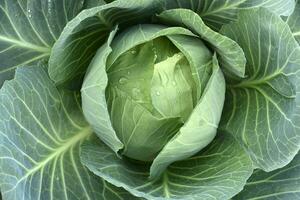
[150,56,225,178]
[156,8,246,78]
[286,0,300,44]
[106,86,182,162]
[220,8,300,171]
[167,34,213,100]
[0,66,137,200]
[150,53,194,120]
[81,132,253,200]
[234,151,300,200]
[107,24,196,68]
[0,0,89,87]
[81,28,124,153]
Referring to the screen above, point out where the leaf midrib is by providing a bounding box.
[200,1,246,17]
[0,53,49,74]
[0,35,51,53]
[229,71,282,89]
[9,126,92,190]
[163,172,171,198]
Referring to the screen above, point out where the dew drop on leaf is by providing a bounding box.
[119,77,128,85]
[47,0,54,14]
[27,9,32,18]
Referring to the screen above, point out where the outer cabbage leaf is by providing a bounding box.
[220,8,300,171]
[239,0,295,16]
[0,0,91,87]
[286,0,300,44]
[160,0,295,30]
[48,0,296,87]
[156,8,246,78]
[0,66,138,200]
[234,151,300,200]
[84,0,107,8]
[49,0,161,88]
[81,28,124,153]
[81,131,252,200]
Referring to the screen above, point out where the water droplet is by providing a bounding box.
[156,91,160,96]
[127,71,131,75]
[27,9,32,18]
[119,77,128,85]
[172,81,176,86]
[48,0,53,14]
[132,88,141,100]
[131,50,136,54]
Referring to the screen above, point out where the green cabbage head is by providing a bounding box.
[82,23,226,175]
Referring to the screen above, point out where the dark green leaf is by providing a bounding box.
[81,132,253,200]
[0,65,138,200]
[234,151,300,200]
[49,0,161,88]
[161,0,295,30]
[221,8,300,171]
[0,0,89,87]
[286,0,300,44]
